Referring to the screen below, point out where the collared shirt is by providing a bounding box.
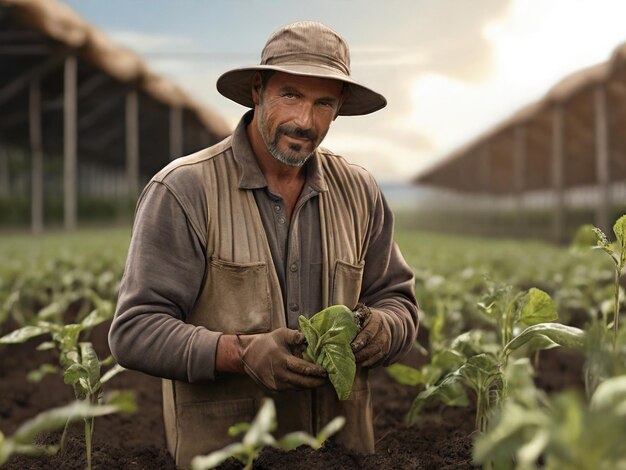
[234,111,324,327]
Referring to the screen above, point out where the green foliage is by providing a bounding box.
[298,305,358,400]
[0,293,132,470]
[392,285,583,432]
[0,228,128,329]
[474,370,626,470]
[0,398,134,466]
[190,398,345,470]
[574,215,626,352]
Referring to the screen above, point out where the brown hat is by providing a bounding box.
[216,21,387,116]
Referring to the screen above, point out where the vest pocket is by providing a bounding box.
[195,258,272,334]
[331,259,365,309]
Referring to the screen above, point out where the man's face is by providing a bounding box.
[255,71,343,167]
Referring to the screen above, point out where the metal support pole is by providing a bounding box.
[514,124,527,235]
[64,55,77,230]
[594,84,611,233]
[30,80,43,233]
[552,105,565,244]
[126,89,139,198]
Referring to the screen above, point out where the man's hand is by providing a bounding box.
[351,307,392,368]
[238,328,327,391]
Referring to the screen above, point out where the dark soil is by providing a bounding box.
[0,322,585,470]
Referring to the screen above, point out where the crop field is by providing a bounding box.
[1,222,625,469]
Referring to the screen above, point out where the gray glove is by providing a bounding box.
[238,327,327,391]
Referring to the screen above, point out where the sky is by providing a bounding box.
[60,0,626,184]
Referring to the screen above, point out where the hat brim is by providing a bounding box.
[216,64,387,116]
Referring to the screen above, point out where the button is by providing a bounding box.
[289,263,298,273]
[278,216,286,224]
[274,205,282,212]
[289,302,299,312]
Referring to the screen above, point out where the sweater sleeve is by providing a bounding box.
[360,181,419,366]
[108,181,221,383]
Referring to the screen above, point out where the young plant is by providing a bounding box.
[0,305,111,382]
[0,310,132,470]
[473,370,626,470]
[576,215,626,352]
[298,304,360,400]
[190,398,345,470]
[388,287,585,432]
[0,397,133,466]
[61,342,130,469]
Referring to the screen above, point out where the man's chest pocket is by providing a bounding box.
[331,259,364,310]
[191,257,272,334]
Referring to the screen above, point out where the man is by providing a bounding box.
[109,21,418,468]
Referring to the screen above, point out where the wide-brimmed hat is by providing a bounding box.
[216,21,387,116]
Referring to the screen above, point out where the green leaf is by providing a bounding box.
[316,416,345,443]
[79,342,101,388]
[386,363,424,386]
[431,348,466,371]
[81,307,112,329]
[277,431,319,451]
[191,442,248,470]
[103,390,137,414]
[242,399,276,448]
[12,400,128,446]
[592,227,618,263]
[36,341,56,351]
[63,363,88,387]
[407,373,469,425]
[519,288,558,325]
[614,215,626,267]
[27,363,59,383]
[0,325,49,344]
[503,323,585,356]
[99,364,125,385]
[458,353,501,394]
[298,316,319,363]
[228,423,250,437]
[590,375,626,414]
[299,305,358,400]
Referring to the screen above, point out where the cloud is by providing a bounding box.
[408,0,626,178]
[108,29,195,53]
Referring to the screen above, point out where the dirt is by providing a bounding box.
[0,322,585,470]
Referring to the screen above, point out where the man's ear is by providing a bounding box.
[251,72,263,105]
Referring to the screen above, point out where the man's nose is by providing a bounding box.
[293,101,314,130]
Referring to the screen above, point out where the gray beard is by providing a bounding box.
[265,139,313,167]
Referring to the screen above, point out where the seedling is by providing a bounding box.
[389,287,585,432]
[191,398,345,470]
[575,215,626,352]
[0,398,132,466]
[0,309,133,470]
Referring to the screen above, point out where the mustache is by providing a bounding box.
[276,124,317,142]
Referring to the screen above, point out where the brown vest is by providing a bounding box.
[160,138,375,468]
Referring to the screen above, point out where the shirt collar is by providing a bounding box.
[231,111,328,193]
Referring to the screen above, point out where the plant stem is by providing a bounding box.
[59,417,71,453]
[85,418,92,470]
[613,267,620,354]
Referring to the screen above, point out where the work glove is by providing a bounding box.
[351,306,392,368]
[238,327,327,392]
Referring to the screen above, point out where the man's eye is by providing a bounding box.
[283,93,297,99]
